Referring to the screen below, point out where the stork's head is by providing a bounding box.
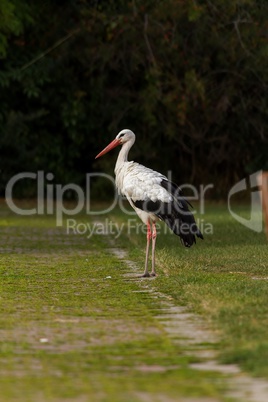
[115,129,135,144]
[95,129,135,159]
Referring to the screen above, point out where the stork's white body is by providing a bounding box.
[95,129,203,277]
[116,161,172,224]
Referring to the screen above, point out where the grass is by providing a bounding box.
[109,202,268,377]
[0,199,267,401]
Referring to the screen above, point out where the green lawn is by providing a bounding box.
[109,202,268,377]
[0,200,267,401]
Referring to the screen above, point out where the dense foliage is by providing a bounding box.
[0,0,268,197]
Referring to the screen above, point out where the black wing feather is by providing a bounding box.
[160,179,193,208]
[133,179,203,247]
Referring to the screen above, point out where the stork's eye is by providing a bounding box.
[117,133,125,141]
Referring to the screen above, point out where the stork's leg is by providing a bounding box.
[151,221,157,276]
[141,221,152,277]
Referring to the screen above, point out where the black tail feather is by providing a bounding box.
[160,179,203,247]
[159,203,203,247]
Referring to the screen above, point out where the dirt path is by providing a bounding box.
[108,244,268,402]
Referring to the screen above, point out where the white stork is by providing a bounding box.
[95,129,203,277]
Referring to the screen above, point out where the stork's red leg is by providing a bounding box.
[141,221,152,277]
[151,222,157,276]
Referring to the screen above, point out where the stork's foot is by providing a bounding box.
[138,272,156,278]
[138,272,151,278]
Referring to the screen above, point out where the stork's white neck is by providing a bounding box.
[115,136,135,173]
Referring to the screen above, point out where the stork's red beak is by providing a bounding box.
[95,139,121,159]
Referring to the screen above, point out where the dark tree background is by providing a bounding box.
[0,0,268,197]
